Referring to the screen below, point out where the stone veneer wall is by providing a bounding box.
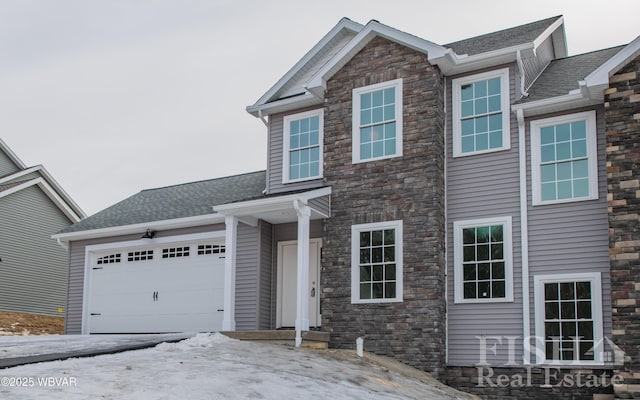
[606,54,640,399]
[320,36,447,378]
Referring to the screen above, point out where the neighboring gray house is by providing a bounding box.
[54,16,640,400]
[0,138,85,316]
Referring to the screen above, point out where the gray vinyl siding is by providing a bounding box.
[258,221,273,329]
[267,107,325,194]
[446,63,524,366]
[308,195,330,217]
[522,36,554,91]
[64,224,225,334]
[273,220,323,243]
[0,185,73,316]
[525,107,611,348]
[0,150,20,176]
[235,222,260,331]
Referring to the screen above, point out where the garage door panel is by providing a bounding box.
[88,240,226,334]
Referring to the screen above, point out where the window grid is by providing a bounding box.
[97,253,121,264]
[543,281,595,362]
[359,87,397,160]
[461,224,506,299]
[162,247,190,259]
[358,228,396,300]
[288,115,320,181]
[127,250,154,262]
[539,120,589,202]
[460,77,503,153]
[197,244,226,255]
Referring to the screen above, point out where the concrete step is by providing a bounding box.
[221,330,329,348]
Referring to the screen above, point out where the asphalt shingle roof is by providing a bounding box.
[445,16,562,56]
[59,171,266,233]
[517,45,625,103]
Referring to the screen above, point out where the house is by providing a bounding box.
[53,16,640,400]
[0,138,85,317]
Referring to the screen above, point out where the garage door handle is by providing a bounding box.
[217,309,224,312]
[153,291,158,301]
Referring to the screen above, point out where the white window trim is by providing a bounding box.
[351,220,403,304]
[452,68,511,157]
[533,272,604,366]
[453,216,514,304]
[282,109,324,184]
[530,110,598,205]
[352,79,403,164]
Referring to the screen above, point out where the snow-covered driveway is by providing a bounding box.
[0,333,475,399]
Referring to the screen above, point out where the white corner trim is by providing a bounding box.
[585,35,640,87]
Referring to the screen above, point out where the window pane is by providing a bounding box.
[540,127,555,145]
[360,266,371,281]
[385,138,396,156]
[360,143,371,159]
[309,147,320,162]
[372,283,383,299]
[300,148,309,163]
[372,141,383,158]
[489,131,502,149]
[541,144,556,163]
[579,342,594,361]
[478,263,490,279]
[360,283,371,299]
[474,80,487,97]
[372,106,383,123]
[556,123,571,142]
[463,264,476,280]
[385,282,396,299]
[384,87,395,104]
[384,104,395,120]
[477,244,489,261]
[541,164,556,183]
[560,282,575,300]
[562,321,576,338]
[372,90,383,107]
[463,245,476,262]
[545,322,560,337]
[489,113,502,130]
[557,181,573,199]
[290,134,299,150]
[571,120,586,139]
[476,226,490,242]
[463,228,476,244]
[573,179,589,198]
[290,165,299,180]
[461,119,475,136]
[360,249,370,264]
[461,101,474,118]
[476,116,488,133]
[372,247,383,263]
[492,262,505,279]
[361,92,371,108]
[545,302,559,319]
[541,182,557,201]
[309,130,319,147]
[490,225,503,242]
[361,127,372,143]
[475,98,487,114]
[290,120,299,135]
[478,281,490,298]
[385,264,396,280]
[361,109,371,125]
[572,159,588,179]
[572,139,587,158]
[556,142,571,160]
[384,229,395,245]
[372,264,383,281]
[545,283,559,300]
[372,230,383,246]
[461,136,475,153]
[557,161,572,180]
[561,302,575,319]
[577,301,592,319]
[383,246,395,262]
[309,116,319,131]
[576,282,591,299]
[492,281,505,298]
[476,133,488,151]
[487,77,501,95]
[461,84,473,101]
[488,95,501,113]
[491,243,503,259]
[360,231,370,246]
[578,321,593,340]
[384,122,396,139]
[464,282,476,299]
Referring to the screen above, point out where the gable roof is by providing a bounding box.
[247,16,567,117]
[445,16,564,56]
[0,139,85,222]
[56,171,266,235]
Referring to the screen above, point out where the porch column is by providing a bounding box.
[294,200,311,347]
[222,215,238,331]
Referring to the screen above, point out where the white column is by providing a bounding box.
[222,215,238,331]
[294,200,311,347]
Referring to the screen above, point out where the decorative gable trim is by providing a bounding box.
[0,177,82,223]
[584,35,640,88]
[0,138,27,169]
[306,20,447,99]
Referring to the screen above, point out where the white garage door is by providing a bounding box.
[88,241,225,333]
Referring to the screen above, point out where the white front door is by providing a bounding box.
[278,240,321,328]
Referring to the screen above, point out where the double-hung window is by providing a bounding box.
[352,79,403,163]
[351,220,403,303]
[452,69,510,157]
[453,216,513,303]
[534,273,603,365]
[283,109,323,183]
[530,111,598,205]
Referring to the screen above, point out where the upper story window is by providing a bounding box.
[452,68,510,157]
[352,79,403,163]
[283,109,323,183]
[453,216,513,303]
[351,220,403,304]
[530,111,598,205]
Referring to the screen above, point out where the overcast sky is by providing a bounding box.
[1,0,637,216]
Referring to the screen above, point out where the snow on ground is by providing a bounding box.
[0,333,474,399]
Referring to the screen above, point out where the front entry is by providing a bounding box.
[277,240,321,328]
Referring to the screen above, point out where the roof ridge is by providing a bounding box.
[140,170,266,193]
[445,15,562,47]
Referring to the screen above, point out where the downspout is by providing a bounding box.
[516,108,531,364]
[516,50,529,98]
[257,109,268,127]
[56,237,68,251]
[443,75,449,365]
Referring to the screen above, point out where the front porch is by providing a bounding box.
[213,187,331,347]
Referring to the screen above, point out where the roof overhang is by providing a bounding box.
[512,35,640,118]
[213,187,331,226]
[52,213,225,244]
